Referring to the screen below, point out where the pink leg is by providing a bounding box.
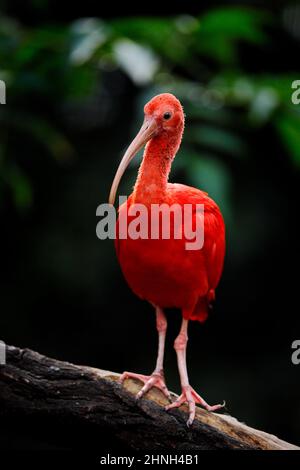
[166,318,225,426]
[120,306,171,401]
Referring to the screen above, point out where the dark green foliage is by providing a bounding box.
[0,7,299,212]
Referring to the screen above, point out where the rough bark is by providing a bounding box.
[0,345,298,451]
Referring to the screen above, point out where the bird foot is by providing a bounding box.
[119,370,172,402]
[165,384,225,427]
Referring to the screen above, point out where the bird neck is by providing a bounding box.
[133,131,182,204]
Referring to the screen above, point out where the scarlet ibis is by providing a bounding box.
[109,93,225,425]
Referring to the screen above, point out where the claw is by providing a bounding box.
[120,370,171,402]
[166,385,225,426]
[186,417,193,427]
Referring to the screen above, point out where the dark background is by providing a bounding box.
[0,0,300,449]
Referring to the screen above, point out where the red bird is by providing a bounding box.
[109,93,225,425]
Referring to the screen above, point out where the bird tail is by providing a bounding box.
[190,289,215,323]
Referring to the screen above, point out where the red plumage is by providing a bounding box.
[109,93,226,425]
[116,185,225,323]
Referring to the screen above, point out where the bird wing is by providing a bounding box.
[166,183,225,322]
[167,183,225,290]
[115,184,225,294]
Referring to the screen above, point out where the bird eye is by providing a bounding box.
[163,112,172,120]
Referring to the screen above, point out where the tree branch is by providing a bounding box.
[0,345,297,451]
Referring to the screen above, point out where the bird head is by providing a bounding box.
[144,93,184,136]
[109,93,184,205]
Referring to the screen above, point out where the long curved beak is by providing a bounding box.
[109,116,158,205]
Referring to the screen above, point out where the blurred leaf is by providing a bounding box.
[213,74,297,107]
[14,27,66,66]
[196,7,267,64]
[64,65,98,98]
[110,17,174,49]
[186,124,246,158]
[113,39,159,85]
[4,163,33,210]
[275,110,300,166]
[248,88,279,125]
[69,18,109,65]
[200,7,266,41]
[186,103,235,125]
[110,17,193,64]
